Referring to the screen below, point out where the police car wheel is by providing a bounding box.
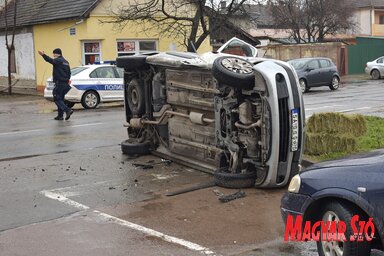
[81,91,100,109]
[212,56,254,89]
[121,139,151,156]
[214,168,256,189]
[127,79,145,116]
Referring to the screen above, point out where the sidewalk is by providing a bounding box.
[340,73,371,84]
[0,77,41,96]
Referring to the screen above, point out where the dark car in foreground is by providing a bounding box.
[281,150,384,256]
[116,38,305,188]
[288,57,340,93]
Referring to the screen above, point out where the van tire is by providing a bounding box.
[212,56,254,89]
[214,168,256,188]
[127,79,145,116]
[121,139,151,156]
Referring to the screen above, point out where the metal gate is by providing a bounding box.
[348,37,384,74]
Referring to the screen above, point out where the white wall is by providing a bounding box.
[353,9,372,35]
[0,32,35,80]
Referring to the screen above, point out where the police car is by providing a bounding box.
[44,64,124,109]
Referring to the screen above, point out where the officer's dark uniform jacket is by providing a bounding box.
[42,55,71,83]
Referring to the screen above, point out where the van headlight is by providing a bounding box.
[288,174,301,193]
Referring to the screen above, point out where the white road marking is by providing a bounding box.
[42,190,89,210]
[336,107,371,113]
[0,129,43,136]
[69,122,104,128]
[305,105,344,111]
[41,189,217,256]
[95,210,217,255]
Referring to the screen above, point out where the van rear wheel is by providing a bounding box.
[214,168,256,188]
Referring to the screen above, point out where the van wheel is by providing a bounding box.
[81,91,99,109]
[212,56,254,89]
[214,168,256,188]
[121,139,151,156]
[127,79,145,116]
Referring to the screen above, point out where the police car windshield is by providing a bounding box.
[71,67,88,76]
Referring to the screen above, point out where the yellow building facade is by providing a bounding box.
[33,0,211,91]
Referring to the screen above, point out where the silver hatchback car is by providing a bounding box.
[365,56,384,80]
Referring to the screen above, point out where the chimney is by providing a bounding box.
[220,1,227,10]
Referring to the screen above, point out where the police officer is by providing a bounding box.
[38,48,74,120]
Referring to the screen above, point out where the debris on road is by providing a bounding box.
[165,180,215,196]
[213,189,246,203]
[133,159,172,169]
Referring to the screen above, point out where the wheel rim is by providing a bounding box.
[321,211,344,256]
[372,70,380,79]
[299,79,306,93]
[221,58,253,75]
[85,92,98,108]
[131,89,138,106]
[332,77,339,89]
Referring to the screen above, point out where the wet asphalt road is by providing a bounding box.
[303,79,384,118]
[0,97,126,161]
[1,79,384,256]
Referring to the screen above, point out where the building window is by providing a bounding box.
[83,41,101,65]
[117,40,157,56]
[380,15,384,24]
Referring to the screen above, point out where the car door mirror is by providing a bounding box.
[306,67,314,72]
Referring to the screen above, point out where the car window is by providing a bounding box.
[377,58,384,64]
[288,59,307,69]
[90,67,117,78]
[319,59,331,68]
[219,39,256,57]
[307,60,320,70]
[71,67,88,76]
[115,67,124,78]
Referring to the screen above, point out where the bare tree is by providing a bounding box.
[107,0,259,52]
[4,0,17,95]
[268,0,355,43]
[267,0,305,43]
